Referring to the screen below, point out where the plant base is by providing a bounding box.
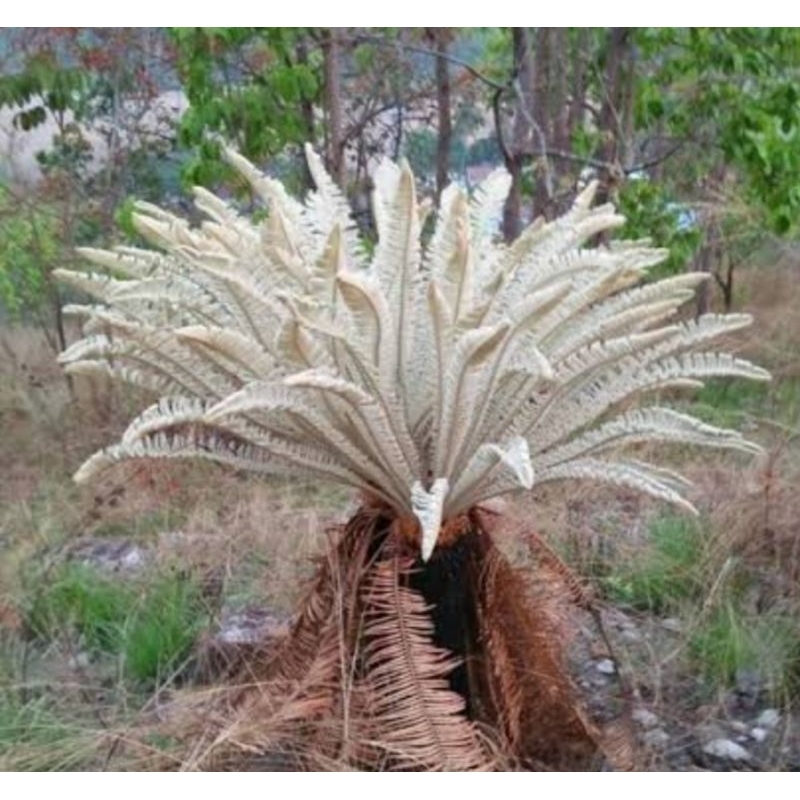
[187,507,604,771]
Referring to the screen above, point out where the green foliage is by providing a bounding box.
[0,31,184,333]
[0,186,59,321]
[26,564,130,652]
[688,376,800,430]
[168,27,319,185]
[601,510,800,698]
[634,27,800,236]
[123,577,207,683]
[0,51,89,130]
[0,693,93,771]
[24,564,207,685]
[113,195,140,241]
[602,515,706,613]
[617,178,701,279]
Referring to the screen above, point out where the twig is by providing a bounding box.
[349,33,506,92]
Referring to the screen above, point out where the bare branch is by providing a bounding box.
[348,33,506,92]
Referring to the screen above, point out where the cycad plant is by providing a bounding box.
[56,147,767,770]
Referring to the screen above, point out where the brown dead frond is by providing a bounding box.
[156,506,620,771]
[351,553,493,771]
[469,527,600,769]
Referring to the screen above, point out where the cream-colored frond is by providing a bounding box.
[60,145,767,560]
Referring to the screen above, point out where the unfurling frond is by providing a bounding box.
[60,148,767,559]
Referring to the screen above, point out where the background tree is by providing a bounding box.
[467,28,800,310]
[169,28,319,189]
[0,28,181,352]
[6,27,800,336]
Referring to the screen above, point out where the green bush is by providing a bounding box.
[123,576,206,684]
[26,564,131,652]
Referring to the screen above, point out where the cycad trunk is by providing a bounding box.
[198,507,602,771]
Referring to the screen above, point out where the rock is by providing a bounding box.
[750,727,768,743]
[729,720,747,734]
[702,738,751,762]
[632,708,660,729]
[660,617,683,633]
[68,538,149,574]
[618,627,642,644]
[68,652,91,669]
[215,607,289,647]
[756,708,780,729]
[610,613,642,643]
[195,606,290,681]
[595,658,616,675]
[735,669,764,699]
[642,728,670,748]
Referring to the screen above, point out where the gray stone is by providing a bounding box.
[195,606,291,681]
[595,658,616,675]
[735,669,764,699]
[702,738,751,762]
[660,617,683,633]
[68,652,91,669]
[619,626,642,643]
[215,607,289,646]
[756,708,780,729]
[642,728,670,748]
[749,727,768,743]
[632,708,660,729]
[69,538,149,574]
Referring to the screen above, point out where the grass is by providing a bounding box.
[123,575,207,684]
[595,511,800,700]
[689,602,800,699]
[23,563,208,685]
[688,375,800,431]
[601,514,706,614]
[0,691,101,771]
[89,508,189,540]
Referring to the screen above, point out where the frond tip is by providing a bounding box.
[59,145,768,558]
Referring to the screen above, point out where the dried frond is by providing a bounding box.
[471,530,600,769]
[352,555,492,771]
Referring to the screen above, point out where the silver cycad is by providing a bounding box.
[57,146,769,560]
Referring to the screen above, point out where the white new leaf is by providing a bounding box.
[58,145,768,559]
[412,478,450,562]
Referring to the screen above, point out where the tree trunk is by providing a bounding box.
[501,28,535,241]
[567,29,589,141]
[434,28,452,206]
[322,28,345,189]
[551,29,570,156]
[502,156,523,242]
[531,27,553,218]
[295,37,317,144]
[596,28,636,205]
